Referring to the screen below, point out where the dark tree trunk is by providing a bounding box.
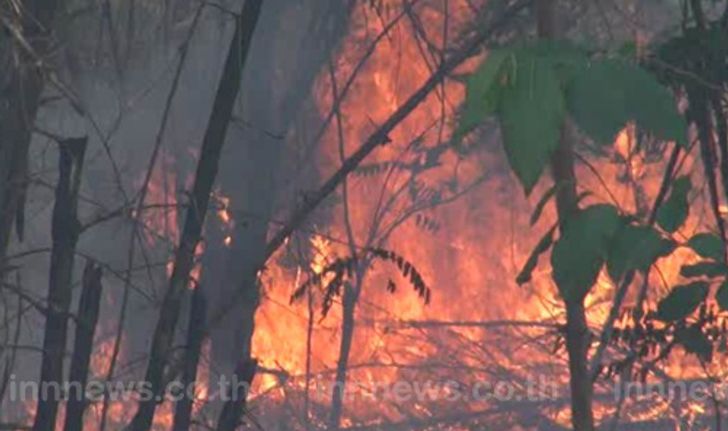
[172,286,207,431]
[0,0,62,268]
[33,137,87,431]
[127,1,263,429]
[328,281,359,430]
[64,261,104,431]
[215,359,258,431]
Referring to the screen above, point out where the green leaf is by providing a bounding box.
[624,68,687,146]
[566,59,687,146]
[551,204,621,302]
[656,176,691,233]
[525,40,588,80]
[517,225,556,285]
[687,233,725,261]
[607,224,676,282]
[454,49,511,144]
[566,61,630,145]
[655,281,709,322]
[499,53,565,194]
[675,325,712,362]
[716,280,728,311]
[680,261,728,278]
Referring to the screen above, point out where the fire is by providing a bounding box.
[213,189,235,248]
[246,2,721,429]
[70,2,721,429]
[65,150,228,430]
[141,156,235,288]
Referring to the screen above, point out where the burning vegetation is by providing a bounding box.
[2,0,728,430]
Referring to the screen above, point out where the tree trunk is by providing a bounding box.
[33,137,87,431]
[215,359,258,431]
[64,261,104,431]
[328,281,359,430]
[536,1,594,429]
[127,1,263,429]
[172,286,207,431]
[0,0,62,268]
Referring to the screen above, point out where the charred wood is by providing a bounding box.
[33,137,88,431]
[64,260,103,431]
[172,286,207,431]
[215,359,258,431]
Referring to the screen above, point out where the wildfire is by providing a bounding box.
[245,2,721,429]
[70,2,723,429]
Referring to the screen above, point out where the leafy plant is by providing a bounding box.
[655,281,709,322]
[607,223,675,282]
[456,35,728,377]
[456,40,687,196]
[550,204,621,302]
[656,176,692,233]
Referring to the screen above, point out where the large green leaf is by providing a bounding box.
[523,40,588,81]
[551,204,621,302]
[687,233,725,261]
[716,280,728,311]
[566,59,687,146]
[675,325,712,362]
[499,53,565,194]
[680,261,728,278]
[607,224,675,282]
[566,61,629,145]
[454,49,511,144]
[655,281,709,322]
[620,62,687,146]
[656,176,691,233]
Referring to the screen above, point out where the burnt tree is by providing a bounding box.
[64,260,103,431]
[127,1,263,429]
[33,137,87,431]
[0,1,63,270]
